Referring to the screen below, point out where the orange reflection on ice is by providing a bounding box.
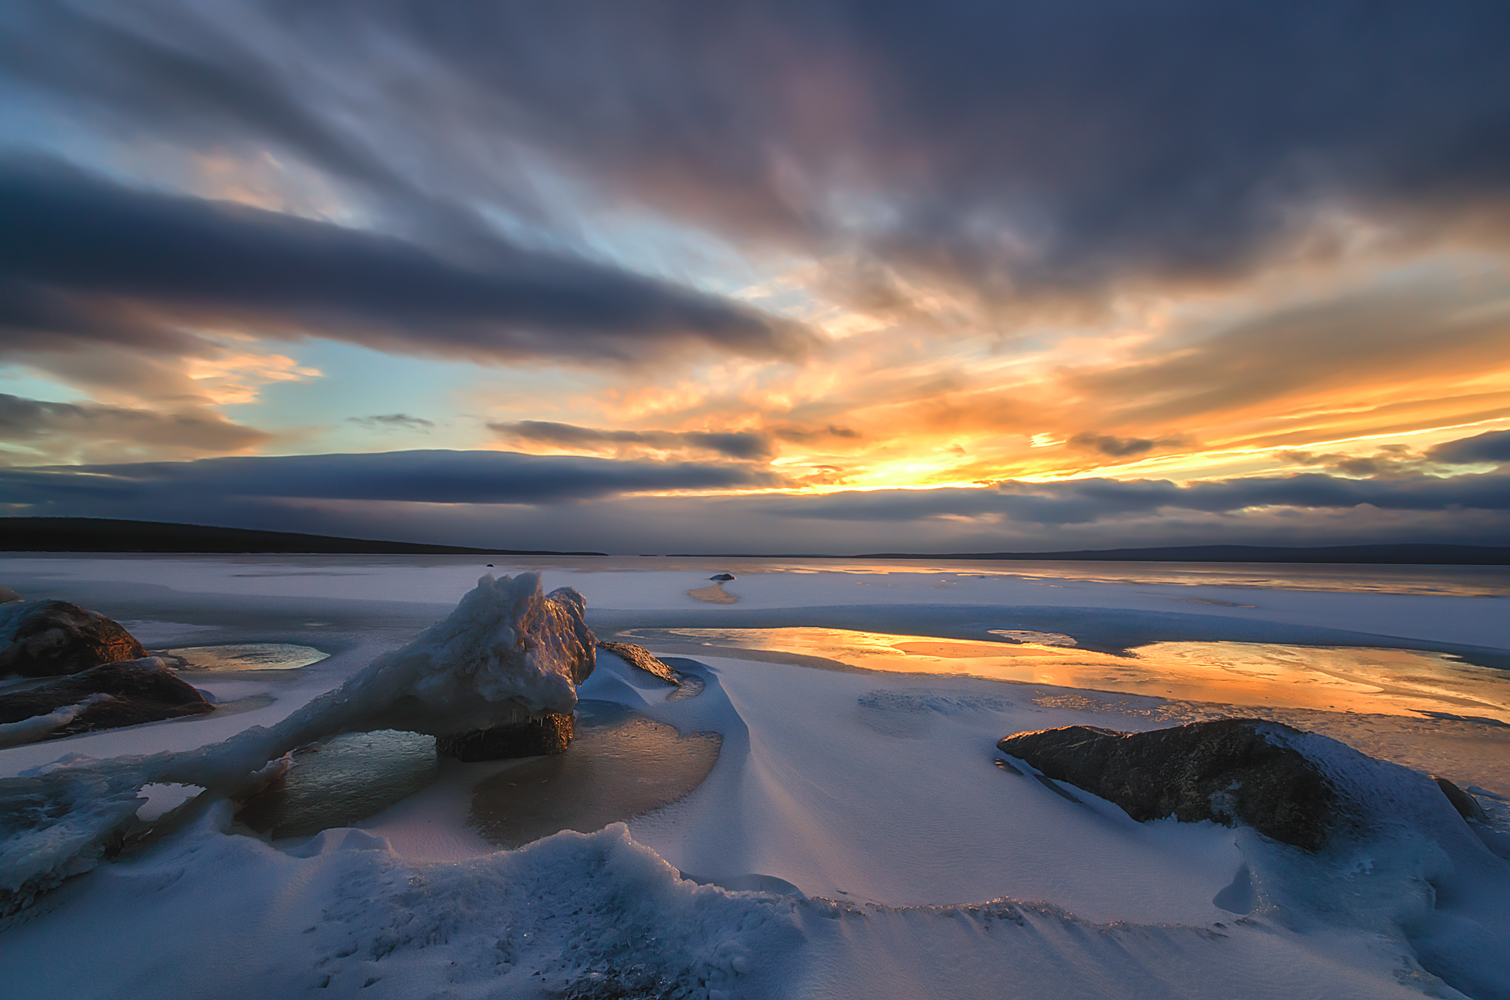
[622,626,1510,723]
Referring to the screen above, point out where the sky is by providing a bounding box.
[2,0,1510,553]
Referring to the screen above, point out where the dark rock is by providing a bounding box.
[436,711,574,761]
[996,719,1337,851]
[1432,776,1488,822]
[0,600,146,677]
[596,640,681,686]
[709,573,736,582]
[0,657,214,741]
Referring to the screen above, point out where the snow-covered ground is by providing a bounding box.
[1,555,1508,999]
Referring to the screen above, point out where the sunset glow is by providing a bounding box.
[2,3,1508,552]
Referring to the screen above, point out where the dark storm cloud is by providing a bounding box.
[1429,429,1510,465]
[0,392,269,453]
[6,2,1507,306]
[491,421,773,460]
[755,472,1510,525]
[0,159,811,364]
[0,449,780,506]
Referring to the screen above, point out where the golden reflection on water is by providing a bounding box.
[623,626,1510,724]
[164,642,328,671]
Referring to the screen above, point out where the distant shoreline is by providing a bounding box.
[3,518,1507,563]
[0,518,606,556]
[666,543,1510,565]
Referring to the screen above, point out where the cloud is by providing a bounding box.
[751,472,1510,525]
[1067,432,1191,459]
[8,465,1509,555]
[0,158,813,366]
[348,413,434,432]
[1064,273,1510,428]
[0,392,270,462]
[1277,444,1433,479]
[0,3,405,192]
[772,424,861,443]
[5,1,1508,311]
[0,449,781,506]
[491,421,773,460]
[1428,429,1510,465]
[3,1,1509,532]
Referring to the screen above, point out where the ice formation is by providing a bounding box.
[0,573,594,914]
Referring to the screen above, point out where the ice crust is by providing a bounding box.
[0,573,593,914]
[0,693,112,747]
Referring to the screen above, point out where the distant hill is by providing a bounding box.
[0,518,606,556]
[855,543,1510,565]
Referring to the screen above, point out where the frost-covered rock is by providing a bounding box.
[1000,719,1502,858]
[0,600,145,678]
[998,720,1338,850]
[0,657,213,746]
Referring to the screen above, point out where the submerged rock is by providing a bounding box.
[596,640,681,686]
[0,657,214,743]
[437,711,574,761]
[0,600,145,678]
[996,719,1337,851]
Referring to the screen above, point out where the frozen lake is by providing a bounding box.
[1,554,1508,998]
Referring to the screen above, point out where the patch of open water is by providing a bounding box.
[470,702,721,848]
[234,703,720,845]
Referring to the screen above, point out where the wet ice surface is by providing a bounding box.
[163,642,329,672]
[470,702,721,848]
[236,730,439,839]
